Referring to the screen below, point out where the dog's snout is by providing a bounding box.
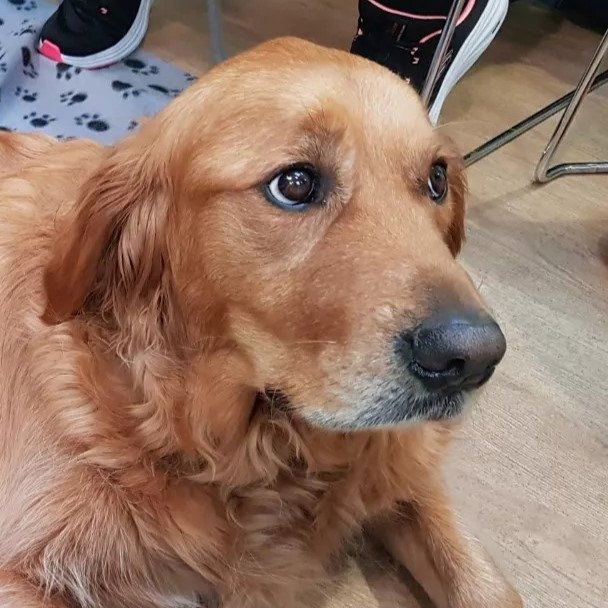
[399,311,506,392]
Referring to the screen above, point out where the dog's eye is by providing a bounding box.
[265,166,322,210]
[427,162,448,204]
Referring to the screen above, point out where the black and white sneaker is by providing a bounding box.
[38,0,152,69]
[351,0,509,123]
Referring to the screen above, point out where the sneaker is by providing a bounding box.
[351,0,509,123]
[38,0,152,69]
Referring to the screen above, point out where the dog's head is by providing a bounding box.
[43,38,505,431]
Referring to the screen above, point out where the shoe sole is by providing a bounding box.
[428,0,509,124]
[38,0,152,69]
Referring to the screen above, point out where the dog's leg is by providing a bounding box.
[371,477,522,608]
[0,572,67,608]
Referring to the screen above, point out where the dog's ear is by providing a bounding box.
[440,136,467,257]
[42,142,174,328]
[446,160,466,257]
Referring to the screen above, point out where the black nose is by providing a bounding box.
[400,311,506,392]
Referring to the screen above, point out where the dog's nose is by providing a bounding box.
[400,311,506,392]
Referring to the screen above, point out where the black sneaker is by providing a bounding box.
[351,0,509,123]
[38,0,152,69]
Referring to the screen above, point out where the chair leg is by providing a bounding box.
[420,0,468,106]
[534,28,608,183]
[463,69,608,167]
[207,0,227,65]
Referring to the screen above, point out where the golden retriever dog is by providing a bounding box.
[0,38,521,608]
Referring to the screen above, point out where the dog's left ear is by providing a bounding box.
[441,137,467,257]
[446,164,466,257]
[42,141,174,327]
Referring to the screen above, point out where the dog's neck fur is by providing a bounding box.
[57,311,371,494]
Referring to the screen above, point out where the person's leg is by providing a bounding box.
[351,0,510,123]
[38,0,152,69]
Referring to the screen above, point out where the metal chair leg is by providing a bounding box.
[534,28,608,183]
[464,68,608,167]
[420,0,467,107]
[464,26,608,183]
[207,0,227,65]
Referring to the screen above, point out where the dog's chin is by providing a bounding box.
[262,386,468,432]
[303,391,467,431]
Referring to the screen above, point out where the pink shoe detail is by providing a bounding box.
[38,39,63,63]
[365,0,475,22]
[418,1,476,45]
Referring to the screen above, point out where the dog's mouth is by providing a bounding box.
[258,388,292,413]
[359,387,467,428]
[258,384,468,431]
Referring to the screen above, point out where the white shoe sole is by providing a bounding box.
[39,0,152,69]
[428,0,509,124]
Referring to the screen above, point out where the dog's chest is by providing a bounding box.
[151,466,390,607]
[124,429,421,607]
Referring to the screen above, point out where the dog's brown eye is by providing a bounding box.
[428,162,448,204]
[265,166,322,210]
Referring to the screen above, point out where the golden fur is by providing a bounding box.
[0,39,521,608]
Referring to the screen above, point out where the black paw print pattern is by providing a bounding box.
[8,0,38,11]
[1,10,192,143]
[60,90,88,106]
[75,113,110,132]
[23,112,56,128]
[21,46,38,78]
[148,83,181,98]
[0,126,13,132]
[56,63,82,81]
[111,80,145,99]
[123,58,159,77]
[13,20,37,37]
[15,86,37,102]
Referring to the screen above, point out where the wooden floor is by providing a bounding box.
[144,2,608,607]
